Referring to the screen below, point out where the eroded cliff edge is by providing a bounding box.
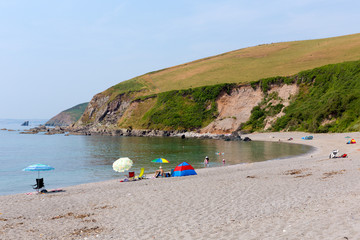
[68,81,298,136]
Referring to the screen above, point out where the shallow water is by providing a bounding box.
[0,119,312,195]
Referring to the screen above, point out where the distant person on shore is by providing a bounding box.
[204,156,209,167]
[222,158,226,166]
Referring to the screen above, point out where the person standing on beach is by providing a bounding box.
[222,158,225,166]
[204,156,209,167]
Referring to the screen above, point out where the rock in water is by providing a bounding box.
[21,121,29,126]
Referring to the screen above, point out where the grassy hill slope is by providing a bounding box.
[105,33,360,99]
[46,102,88,126]
[120,60,360,133]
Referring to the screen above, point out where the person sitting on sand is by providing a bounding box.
[154,166,164,178]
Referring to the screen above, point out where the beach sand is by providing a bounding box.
[1,132,360,239]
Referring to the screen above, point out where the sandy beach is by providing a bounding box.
[1,132,360,239]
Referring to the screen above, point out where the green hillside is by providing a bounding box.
[244,60,360,132]
[105,33,360,99]
[46,102,88,126]
[63,102,89,120]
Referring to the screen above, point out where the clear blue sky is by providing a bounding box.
[0,0,359,119]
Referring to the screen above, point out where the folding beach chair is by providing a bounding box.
[128,171,135,179]
[135,168,145,180]
[33,178,44,190]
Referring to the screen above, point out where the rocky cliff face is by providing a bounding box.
[74,92,132,131]
[200,86,263,134]
[70,83,297,135]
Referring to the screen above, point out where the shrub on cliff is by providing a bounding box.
[245,60,360,133]
[142,83,236,130]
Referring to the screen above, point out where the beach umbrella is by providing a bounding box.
[172,162,197,177]
[151,158,169,168]
[22,164,55,178]
[112,157,133,173]
[151,158,169,163]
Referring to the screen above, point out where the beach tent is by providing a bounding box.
[172,162,197,177]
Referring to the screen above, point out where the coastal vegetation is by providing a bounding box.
[140,84,236,130]
[118,84,236,130]
[244,60,360,132]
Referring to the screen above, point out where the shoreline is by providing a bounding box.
[1,132,360,239]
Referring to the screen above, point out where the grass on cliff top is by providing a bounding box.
[106,33,360,97]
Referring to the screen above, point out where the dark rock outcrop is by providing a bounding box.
[21,121,29,126]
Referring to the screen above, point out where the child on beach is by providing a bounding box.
[222,158,225,165]
[204,156,209,167]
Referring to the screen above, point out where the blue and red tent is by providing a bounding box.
[172,162,197,177]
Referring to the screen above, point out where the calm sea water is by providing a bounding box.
[0,119,312,195]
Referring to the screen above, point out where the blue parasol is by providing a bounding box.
[23,164,55,178]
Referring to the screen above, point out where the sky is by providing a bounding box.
[0,0,359,119]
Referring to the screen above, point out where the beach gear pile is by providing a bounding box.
[346,139,356,144]
[115,156,198,182]
[329,150,348,159]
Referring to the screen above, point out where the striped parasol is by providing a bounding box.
[151,158,169,163]
[23,164,55,178]
[151,158,169,168]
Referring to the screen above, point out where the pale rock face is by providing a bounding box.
[201,86,264,134]
[201,84,299,134]
[263,84,299,130]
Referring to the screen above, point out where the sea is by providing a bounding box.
[0,119,313,196]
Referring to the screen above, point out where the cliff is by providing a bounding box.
[66,33,360,135]
[70,82,297,135]
[46,102,88,126]
[70,60,360,135]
